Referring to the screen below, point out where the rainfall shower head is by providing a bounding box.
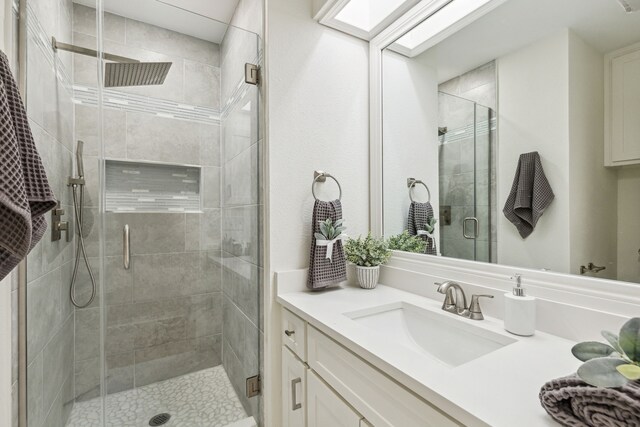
[52,38,172,87]
[104,62,172,88]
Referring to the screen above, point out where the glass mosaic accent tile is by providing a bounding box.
[106,160,201,212]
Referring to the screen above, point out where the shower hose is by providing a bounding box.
[69,182,97,308]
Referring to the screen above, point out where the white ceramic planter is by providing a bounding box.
[356,266,380,289]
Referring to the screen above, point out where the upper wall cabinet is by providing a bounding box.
[314,0,421,41]
[605,41,640,166]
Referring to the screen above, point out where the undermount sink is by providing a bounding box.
[344,302,516,367]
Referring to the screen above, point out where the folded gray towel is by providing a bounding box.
[540,375,640,427]
[307,200,346,290]
[503,151,554,238]
[0,50,56,280]
[407,201,437,255]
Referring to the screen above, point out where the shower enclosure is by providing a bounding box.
[438,92,495,263]
[20,0,263,426]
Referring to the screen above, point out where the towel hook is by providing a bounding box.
[312,171,342,201]
[407,178,431,203]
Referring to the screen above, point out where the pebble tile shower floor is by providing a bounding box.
[66,366,248,427]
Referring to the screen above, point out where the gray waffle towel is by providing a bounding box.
[503,151,554,238]
[307,200,346,290]
[540,375,640,427]
[407,201,437,255]
[0,50,56,280]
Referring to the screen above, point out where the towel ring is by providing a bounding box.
[312,171,342,201]
[407,178,431,203]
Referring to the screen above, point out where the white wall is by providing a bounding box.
[617,166,640,282]
[497,30,571,272]
[382,50,439,239]
[267,0,370,272]
[568,31,618,279]
[266,0,370,424]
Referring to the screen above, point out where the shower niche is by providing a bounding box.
[105,159,202,212]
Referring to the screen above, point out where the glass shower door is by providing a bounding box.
[438,92,493,262]
[91,2,263,425]
[438,92,476,260]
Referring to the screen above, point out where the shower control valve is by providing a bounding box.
[51,203,71,242]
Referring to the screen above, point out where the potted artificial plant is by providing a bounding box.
[387,230,427,253]
[344,233,391,289]
[571,317,640,387]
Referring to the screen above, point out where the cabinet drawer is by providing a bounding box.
[282,309,307,360]
[307,326,461,427]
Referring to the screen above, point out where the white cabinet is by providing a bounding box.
[307,370,363,427]
[307,326,460,427]
[605,41,640,166]
[279,307,460,426]
[282,347,307,427]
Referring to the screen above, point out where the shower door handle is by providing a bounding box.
[123,224,130,270]
[463,217,479,239]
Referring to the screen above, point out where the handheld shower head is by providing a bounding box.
[76,140,84,178]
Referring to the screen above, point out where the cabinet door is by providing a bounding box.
[307,370,362,427]
[282,347,306,427]
[611,47,640,163]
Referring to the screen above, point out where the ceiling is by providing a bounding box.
[74,0,241,43]
[408,0,640,83]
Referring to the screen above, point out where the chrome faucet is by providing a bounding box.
[435,281,468,315]
[580,262,606,275]
[434,281,494,320]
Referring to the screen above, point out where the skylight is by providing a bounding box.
[334,0,409,32]
[394,0,503,56]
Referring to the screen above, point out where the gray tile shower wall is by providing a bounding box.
[23,0,76,426]
[221,2,264,423]
[71,4,224,400]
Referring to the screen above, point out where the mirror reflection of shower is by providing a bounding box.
[438,89,496,263]
[68,140,96,308]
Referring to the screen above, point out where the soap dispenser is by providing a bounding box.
[504,274,536,336]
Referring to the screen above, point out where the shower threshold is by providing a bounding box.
[66,365,251,427]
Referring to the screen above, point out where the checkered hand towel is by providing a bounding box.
[503,151,554,239]
[407,201,437,255]
[0,50,57,280]
[307,200,347,290]
[540,375,640,426]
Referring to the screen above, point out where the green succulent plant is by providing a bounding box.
[422,217,438,234]
[314,218,346,241]
[344,233,391,267]
[571,317,640,387]
[387,231,427,253]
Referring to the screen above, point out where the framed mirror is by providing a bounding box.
[372,0,640,285]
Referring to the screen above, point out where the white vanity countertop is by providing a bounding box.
[277,284,580,427]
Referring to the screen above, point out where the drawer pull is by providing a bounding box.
[284,329,295,337]
[291,377,302,410]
